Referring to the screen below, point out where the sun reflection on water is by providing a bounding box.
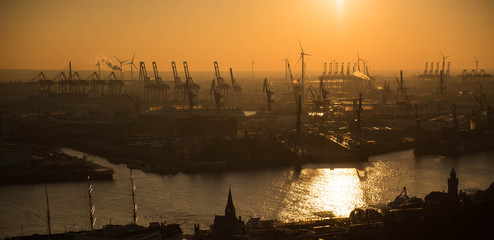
[276,168,365,221]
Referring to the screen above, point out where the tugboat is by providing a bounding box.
[387,187,424,209]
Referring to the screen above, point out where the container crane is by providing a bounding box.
[306,85,319,110]
[183,61,196,112]
[230,68,242,99]
[262,78,274,114]
[53,72,67,93]
[153,61,169,101]
[183,61,200,96]
[214,61,231,101]
[396,70,408,103]
[104,72,121,95]
[210,79,222,114]
[31,72,52,95]
[172,61,185,101]
[139,62,153,101]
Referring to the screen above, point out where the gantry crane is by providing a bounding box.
[396,70,408,103]
[104,72,122,95]
[153,62,169,102]
[306,85,319,110]
[183,61,196,112]
[210,79,222,114]
[31,72,52,95]
[172,61,185,101]
[139,62,153,101]
[214,61,231,101]
[262,78,274,114]
[183,61,200,96]
[230,68,242,99]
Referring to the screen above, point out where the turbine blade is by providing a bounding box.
[298,38,304,53]
[295,56,302,66]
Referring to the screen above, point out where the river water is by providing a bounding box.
[1,149,494,238]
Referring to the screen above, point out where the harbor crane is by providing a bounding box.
[183,61,196,112]
[214,61,231,101]
[396,70,408,103]
[230,68,242,99]
[172,61,185,101]
[103,72,122,95]
[183,61,200,96]
[210,79,222,114]
[31,72,52,95]
[262,78,274,114]
[139,62,153,101]
[306,85,320,110]
[152,62,169,102]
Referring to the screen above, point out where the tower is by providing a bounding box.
[225,186,236,218]
[448,168,459,201]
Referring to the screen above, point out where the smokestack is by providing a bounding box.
[69,61,72,80]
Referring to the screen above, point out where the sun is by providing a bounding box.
[336,0,345,15]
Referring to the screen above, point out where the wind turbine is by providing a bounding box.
[474,56,479,75]
[357,52,364,72]
[297,39,311,86]
[441,52,449,74]
[114,56,129,80]
[250,57,255,82]
[125,53,138,81]
[284,55,293,83]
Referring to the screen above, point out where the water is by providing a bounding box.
[1,149,494,238]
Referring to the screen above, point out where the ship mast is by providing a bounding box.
[130,169,138,225]
[44,185,51,235]
[88,176,96,231]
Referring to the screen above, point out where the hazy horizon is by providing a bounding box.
[1,0,493,72]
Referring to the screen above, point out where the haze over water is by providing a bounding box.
[1,149,493,238]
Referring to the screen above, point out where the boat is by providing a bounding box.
[387,187,424,209]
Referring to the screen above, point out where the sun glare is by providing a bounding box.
[336,0,345,15]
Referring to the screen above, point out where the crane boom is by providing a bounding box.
[214,61,225,85]
[171,61,181,85]
[262,78,274,113]
[152,62,163,84]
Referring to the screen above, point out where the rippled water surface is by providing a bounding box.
[1,149,493,237]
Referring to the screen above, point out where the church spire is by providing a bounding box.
[225,185,236,218]
[448,168,459,201]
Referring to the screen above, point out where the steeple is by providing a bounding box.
[448,168,459,201]
[225,185,236,218]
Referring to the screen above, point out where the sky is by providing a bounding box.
[0,0,493,72]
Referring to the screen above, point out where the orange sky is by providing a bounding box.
[0,0,493,72]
